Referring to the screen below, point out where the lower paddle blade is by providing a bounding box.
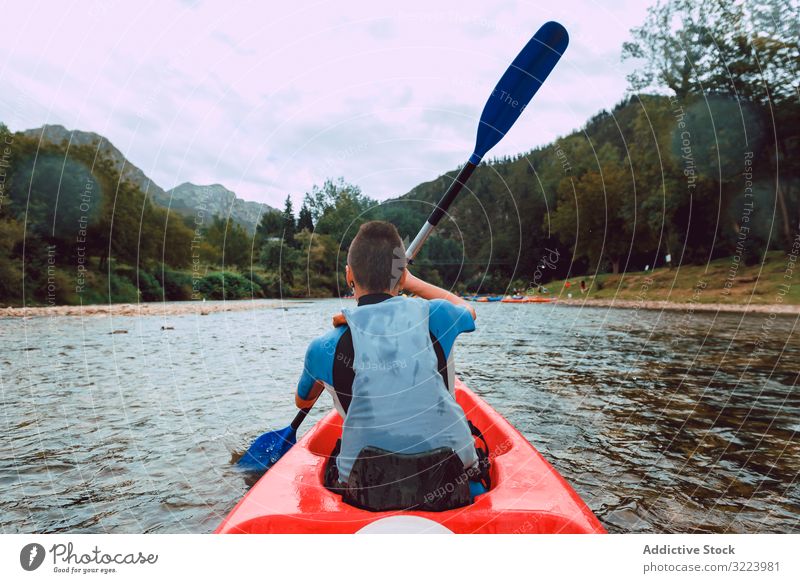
[238,426,297,471]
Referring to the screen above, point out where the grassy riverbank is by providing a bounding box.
[548,251,800,305]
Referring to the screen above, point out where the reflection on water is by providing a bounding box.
[1,299,797,533]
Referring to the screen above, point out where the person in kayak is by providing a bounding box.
[295,220,487,510]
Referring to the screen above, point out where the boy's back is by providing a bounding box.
[336,295,477,481]
[294,220,479,487]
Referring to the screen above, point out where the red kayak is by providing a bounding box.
[500,297,528,303]
[500,296,555,303]
[217,379,605,534]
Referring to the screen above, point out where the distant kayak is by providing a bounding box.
[502,295,527,303]
[217,378,605,534]
[470,295,503,302]
[500,296,555,303]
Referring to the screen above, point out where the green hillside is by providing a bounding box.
[547,251,800,305]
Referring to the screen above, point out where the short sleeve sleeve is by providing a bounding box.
[428,299,475,359]
[296,328,342,399]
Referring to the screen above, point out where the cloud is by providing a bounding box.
[0,0,652,207]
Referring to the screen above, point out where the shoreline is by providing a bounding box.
[556,298,800,315]
[2,296,799,318]
[0,299,287,318]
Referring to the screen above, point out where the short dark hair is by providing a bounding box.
[347,221,406,293]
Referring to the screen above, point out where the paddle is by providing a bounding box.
[237,406,311,470]
[406,21,569,261]
[238,21,569,472]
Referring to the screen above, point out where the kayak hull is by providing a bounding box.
[217,379,605,534]
[475,296,504,302]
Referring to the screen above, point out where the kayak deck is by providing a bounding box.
[217,379,605,534]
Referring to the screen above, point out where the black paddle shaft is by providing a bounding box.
[290,407,312,431]
[406,161,478,262]
[428,161,478,226]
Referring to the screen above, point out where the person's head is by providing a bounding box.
[346,221,407,297]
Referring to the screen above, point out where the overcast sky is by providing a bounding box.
[0,0,653,207]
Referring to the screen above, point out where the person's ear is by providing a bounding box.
[345,264,355,288]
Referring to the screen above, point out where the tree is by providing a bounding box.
[303,178,374,249]
[204,216,251,268]
[623,1,728,98]
[413,235,465,289]
[297,201,314,232]
[256,209,283,243]
[260,238,299,293]
[104,180,149,267]
[624,0,798,106]
[8,153,101,241]
[295,229,342,296]
[551,146,636,275]
[623,0,799,249]
[0,218,24,301]
[281,195,296,246]
[150,206,195,268]
[222,221,251,268]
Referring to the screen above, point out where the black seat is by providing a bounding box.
[342,446,472,512]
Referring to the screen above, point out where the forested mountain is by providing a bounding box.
[380,91,798,289]
[0,125,284,305]
[22,124,168,202]
[20,125,274,234]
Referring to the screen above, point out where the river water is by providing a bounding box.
[1,299,798,533]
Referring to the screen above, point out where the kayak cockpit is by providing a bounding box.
[304,388,502,502]
[216,380,606,534]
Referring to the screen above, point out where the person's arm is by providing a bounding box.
[296,380,324,409]
[296,332,339,408]
[403,270,476,320]
[296,341,324,408]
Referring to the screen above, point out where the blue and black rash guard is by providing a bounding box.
[296,293,475,416]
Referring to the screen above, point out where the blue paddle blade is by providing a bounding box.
[471,21,569,164]
[237,426,298,471]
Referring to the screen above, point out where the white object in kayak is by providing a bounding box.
[355,516,455,534]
